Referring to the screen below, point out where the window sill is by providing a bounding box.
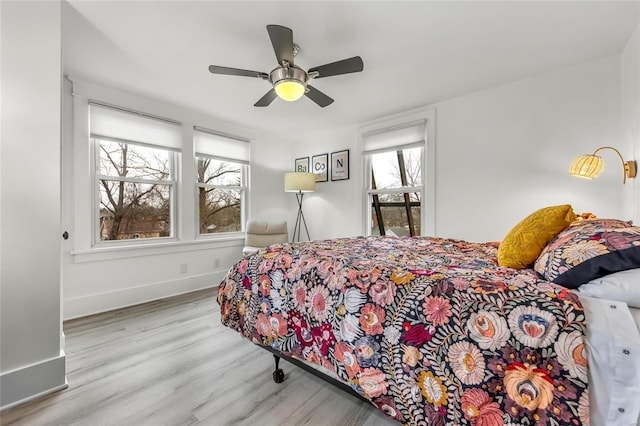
[70,236,244,263]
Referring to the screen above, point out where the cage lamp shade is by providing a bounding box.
[569,154,604,179]
[569,146,636,184]
[284,172,316,192]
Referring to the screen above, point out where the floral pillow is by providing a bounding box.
[534,219,640,288]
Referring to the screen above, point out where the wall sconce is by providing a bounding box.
[569,146,637,184]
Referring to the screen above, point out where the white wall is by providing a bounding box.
[621,21,640,223]
[0,0,67,409]
[434,55,624,241]
[61,84,292,319]
[248,134,291,228]
[292,55,626,243]
[61,77,273,319]
[289,126,362,240]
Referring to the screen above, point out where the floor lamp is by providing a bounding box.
[284,172,316,242]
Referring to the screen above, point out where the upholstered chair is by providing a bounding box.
[243,220,288,255]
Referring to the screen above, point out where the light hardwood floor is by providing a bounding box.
[1,288,395,426]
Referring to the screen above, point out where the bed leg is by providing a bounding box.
[272,355,285,383]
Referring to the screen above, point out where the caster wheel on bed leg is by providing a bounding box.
[273,368,285,383]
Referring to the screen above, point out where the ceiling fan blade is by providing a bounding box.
[209,65,268,79]
[305,85,334,108]
[266,24,295,66]
[308,56,364,78]
[254,89,278,107]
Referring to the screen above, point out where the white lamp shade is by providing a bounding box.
[284,172,316,192]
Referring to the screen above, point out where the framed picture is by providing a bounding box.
[295,157,309,173]
[331,150,350,181]
[311,153,328,182]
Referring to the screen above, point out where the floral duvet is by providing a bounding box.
[217,236,589,425]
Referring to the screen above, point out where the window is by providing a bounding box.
[194,127,249,235]
[363,120,426,237]
[90,102,181,243]
[70,79,255,260]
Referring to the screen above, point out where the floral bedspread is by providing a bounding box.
[217,236,589,425]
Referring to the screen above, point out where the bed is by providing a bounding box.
[217,208,640,425]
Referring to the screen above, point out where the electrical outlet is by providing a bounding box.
[180,263,188,274]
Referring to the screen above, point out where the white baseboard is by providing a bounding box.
[63,271,225,320]
[0,354,67,411]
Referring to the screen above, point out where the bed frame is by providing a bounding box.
[260,345,370,403]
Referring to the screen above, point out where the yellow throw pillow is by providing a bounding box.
[498,205,576,269]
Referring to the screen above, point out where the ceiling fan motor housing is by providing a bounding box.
[270,65,308,87]
[270,65,309,101]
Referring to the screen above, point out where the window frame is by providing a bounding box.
[361,109,436,237]
[365,146,424,237]
[193,126,250,239]
[67,77,253,262]
[92,136,179,246]
[195,153,248,237]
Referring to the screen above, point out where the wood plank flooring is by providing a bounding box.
[1,288,395,426]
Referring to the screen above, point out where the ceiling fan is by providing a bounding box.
[208,24,364,108]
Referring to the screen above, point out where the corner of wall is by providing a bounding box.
[620,21,640,223]
[0,355,68,411]
[1,0,67,411]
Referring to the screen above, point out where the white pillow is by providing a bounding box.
[579,268,640,308]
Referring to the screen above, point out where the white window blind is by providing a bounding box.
[362,119,426,155]
[194,126,250,164]
[89,102,182,150]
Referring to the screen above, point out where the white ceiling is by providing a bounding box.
[63,1,640,135]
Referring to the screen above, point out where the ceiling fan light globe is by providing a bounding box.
[274,80,305,101]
